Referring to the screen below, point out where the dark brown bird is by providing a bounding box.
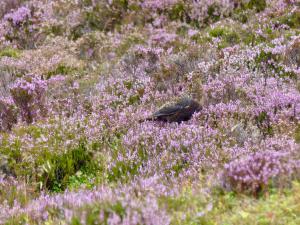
[141,97,202,123]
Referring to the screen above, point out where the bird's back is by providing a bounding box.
[149,98,201,123]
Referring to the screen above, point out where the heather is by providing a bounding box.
[0,0,300,224]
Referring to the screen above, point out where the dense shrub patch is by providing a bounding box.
[0,0,300,224]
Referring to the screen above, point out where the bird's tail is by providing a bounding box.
[138,117,153,123]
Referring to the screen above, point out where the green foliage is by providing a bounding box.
[4,214,29,225]
[254,49,276,68]
[70,24,86,41]
[210,182,300,224]
[209,26,240,48]
[107,160,139,183]
[46,64,78,78]
[232,8,249,23]
[159,187,209,225]
[278,11,300,29]
[187,4,223,28]
[276,65,297,79]
[224,31,239,45]
[255,111,273,137]
[67,171,95,190]
[85,1,127,32]
[44,24,64,37]
[0,122,104,192]
[253,50,297,79]
[176,25,189,37]
[0,183,28,207]
[128,94,140,105]
[68,0,129,40]
[106,201,126,221]
[169,160,188,177]
[1,1,300,224]
[254,50,278,71]
[206,4,221,24]
[209,27,226,38]
[39,140,96,191]
[0,47,20,58]
[160,182,300,225]
[70,201,126,225]
[256,111,269,125]
[115,34,145,57]
[294,125,300,143]
[247,0,267,12]
[168,2,186,21]
[241,31,266,46]
[105,136,149,183]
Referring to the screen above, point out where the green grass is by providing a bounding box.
[46,64,80,79]
[159,182,300,225]
[0,47,20,58]
[278,11,300,29]
[247,0,267,12]
[208,26,240,49]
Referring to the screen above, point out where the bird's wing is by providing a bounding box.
[152,105,183,117]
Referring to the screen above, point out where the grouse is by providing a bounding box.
[141,97,202,123]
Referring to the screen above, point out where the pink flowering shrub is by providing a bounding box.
[121,45,162,76]
[4,6,30,26]
[188,0,236,26]
[0,0,299,224]
[0,0,23,18]
[2,5,44,49]
[0,179,173,224]
[10,75,47,124]
[141,0,178,11]
[0,97,17,131]
[69,0,129,38]
[223,151,299,194]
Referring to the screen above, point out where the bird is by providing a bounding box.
[140,97,202,123]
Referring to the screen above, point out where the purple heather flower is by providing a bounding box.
[4,6,30,26]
